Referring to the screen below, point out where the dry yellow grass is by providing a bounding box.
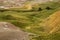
[40,11,60,34]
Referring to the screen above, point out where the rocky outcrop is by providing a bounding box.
[0,22,29,40]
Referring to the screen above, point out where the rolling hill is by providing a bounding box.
[0,1,60,40]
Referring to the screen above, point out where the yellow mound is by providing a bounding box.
[41,11,60,34]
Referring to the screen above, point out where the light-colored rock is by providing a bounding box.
[0,22,29,40]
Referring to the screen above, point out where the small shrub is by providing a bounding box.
[38,8,42,11]
[0,10,4,12]
[46,7,52,10]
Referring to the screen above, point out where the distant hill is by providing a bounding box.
[0,0,60,6]
[0,0,60,9]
